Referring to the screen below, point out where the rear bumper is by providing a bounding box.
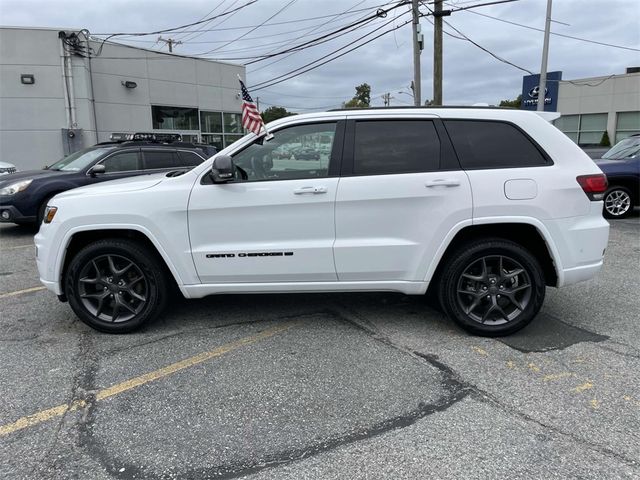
[545,202,610,287]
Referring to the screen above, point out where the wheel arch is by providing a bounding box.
[59,227,184,298]
[426,220,560,293]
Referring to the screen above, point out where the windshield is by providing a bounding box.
[602,137,640,160]
[48,147,114,171]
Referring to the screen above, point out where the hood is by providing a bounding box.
[53,172,166,200]
[0,169,73,186]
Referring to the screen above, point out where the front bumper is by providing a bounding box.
[0,204,36,224]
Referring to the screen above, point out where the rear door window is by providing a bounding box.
[352,120,440,175]
[142,150,180,170]
[444,120,549,169]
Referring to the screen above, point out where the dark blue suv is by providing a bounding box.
[595,134,640,219]
[0,136,213,225]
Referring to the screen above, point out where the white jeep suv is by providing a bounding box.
[35,108,609,336]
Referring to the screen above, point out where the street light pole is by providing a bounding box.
[537,0,553,111]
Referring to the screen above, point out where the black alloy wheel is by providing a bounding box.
[438,239,546,336]
[603,187,632,219]
[66,239,167,333]
[77,254,148,323]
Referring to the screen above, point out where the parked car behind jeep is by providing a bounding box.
[0,138,209,225]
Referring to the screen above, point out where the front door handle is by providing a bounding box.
[425,179,461,188]
[294,186,328,194]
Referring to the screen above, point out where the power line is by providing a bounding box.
[92,2,393,36]
[465,10,640,52]
[171,0,226,41]
[250,14,413,91]
[93,0,258,57]
[248,0,373,74]
[202,0,300,55]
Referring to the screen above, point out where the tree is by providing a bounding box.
[600,131,611,147]
[261,106,296,123]
[343,83,371,108]
[499,95,522,108]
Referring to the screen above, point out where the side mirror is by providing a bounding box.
[211,155,235,183]
[89,164,106,177]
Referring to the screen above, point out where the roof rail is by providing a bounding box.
[328,105,515,112]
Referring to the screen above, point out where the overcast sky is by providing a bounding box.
[1,0,639,112]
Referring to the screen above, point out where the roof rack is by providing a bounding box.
[109,132,183,142]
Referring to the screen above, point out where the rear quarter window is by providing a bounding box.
[444,120,550,169]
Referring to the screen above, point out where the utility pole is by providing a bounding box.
[382,92,392,106]
[433,0,444,105]
[158,36,182,53]
[411,0,423,106]
[256,96,260,111]
[537,0,553,111]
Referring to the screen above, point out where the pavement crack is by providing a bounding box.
[472,387,639,468]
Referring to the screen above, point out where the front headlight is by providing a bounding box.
[0,179,32,195]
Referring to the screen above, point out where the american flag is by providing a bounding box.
[239,79,265,135]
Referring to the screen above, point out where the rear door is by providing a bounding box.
[334,117,472,281]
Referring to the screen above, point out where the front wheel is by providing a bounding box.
[603,186,633,219]
[65,239,167,333]
[438,239,546,337]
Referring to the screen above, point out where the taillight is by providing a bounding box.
[576,174,607,201]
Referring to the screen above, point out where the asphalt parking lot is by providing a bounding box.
[1,213,639,480]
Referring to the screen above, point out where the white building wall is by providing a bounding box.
[0,27,245,170]
[556,73,640,144]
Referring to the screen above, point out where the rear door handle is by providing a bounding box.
[294,186,328,194]
[425,179,461,188]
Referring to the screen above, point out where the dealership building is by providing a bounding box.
[521,69,640,146]
[0,26,246,170]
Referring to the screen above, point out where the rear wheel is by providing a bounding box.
[65,239,167,333]
[603,186,632,219]
[438,239,546,336]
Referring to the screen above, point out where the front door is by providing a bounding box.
[188,121,344,284]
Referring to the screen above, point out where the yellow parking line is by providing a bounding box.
[0,286,46,299]
[0,322,295,437]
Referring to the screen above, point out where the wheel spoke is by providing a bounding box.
[107,256,118,276]
[128,290,147,302]
[114,262,134,277]
[118,297,137,314]
[465,297,481,315]
[111,302,120,322]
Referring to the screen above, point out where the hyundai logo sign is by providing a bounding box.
[521,72,562,111]
[528,85,548,99]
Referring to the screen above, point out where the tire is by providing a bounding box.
[603,186,633,219]
[438,239,546,337]
[65,239,168,333]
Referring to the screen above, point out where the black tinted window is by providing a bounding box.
[444,120,548,169]
[177,151,204,167]
[353,120,440,175]
[101,151,139,172]
[143,150,179,170]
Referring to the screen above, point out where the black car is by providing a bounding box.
[595,134,640,219]
[293,148,321,161]
[0,136,211,225]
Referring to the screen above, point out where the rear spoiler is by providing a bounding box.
[534,111,561,122]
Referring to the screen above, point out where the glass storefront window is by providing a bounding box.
[616,111,640,143]
[200,111,223,133]
[224,135,243,148]
[224,113,243,134]
[152,106,199,130]
[202,134,224,151]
